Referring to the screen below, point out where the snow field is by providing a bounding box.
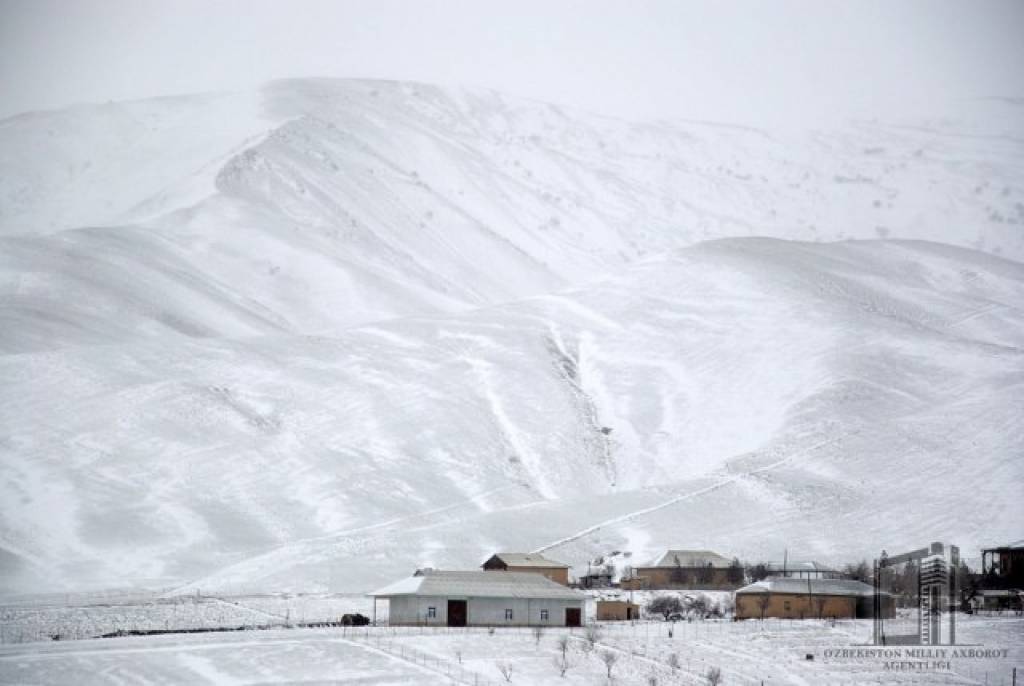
[3,598,1019,684]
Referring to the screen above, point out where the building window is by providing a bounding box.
[783,601,791,612]
[540,609,549,621]
[505,608,513,620]
[427,607,436,619]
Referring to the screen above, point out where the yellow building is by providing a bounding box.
[735,578,894,620]
[481,552,571,585]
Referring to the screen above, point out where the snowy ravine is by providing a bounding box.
[0,79,1021,595]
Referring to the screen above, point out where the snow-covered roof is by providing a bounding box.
[736,578,881,597]
[485,552,570,569]
[765,561,838,573]
[645,550,733,568]
[369,570,584,600]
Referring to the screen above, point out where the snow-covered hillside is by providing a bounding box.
[0,79,1021,595]
[2,79,1022,354]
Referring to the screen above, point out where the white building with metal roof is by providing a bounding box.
[369,570,586,627]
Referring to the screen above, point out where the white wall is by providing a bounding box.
[386,595,583,626]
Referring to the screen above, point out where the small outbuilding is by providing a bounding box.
[596,599,640,621]
[735,578,894,620]
[481,552,571,585]
[370,569,585,627]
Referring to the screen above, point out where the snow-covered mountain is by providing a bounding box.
[3,79,1022,354]
[0,79,1021,594]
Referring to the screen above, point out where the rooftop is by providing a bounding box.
[369,570,584,601]
[645,550,734,569]
[736,578,882,597]
[485,552,570,569]
[765,561,838,573]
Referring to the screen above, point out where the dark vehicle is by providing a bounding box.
[341,613,370,626]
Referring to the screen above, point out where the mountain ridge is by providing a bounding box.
[0,79,1021,594]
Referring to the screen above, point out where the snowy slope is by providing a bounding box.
[1,238,1021,594]
[0,79,1021,595]
[2,79,1023,354]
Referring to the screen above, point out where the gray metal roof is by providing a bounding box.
[765,561,838,573]
[646,550,734,568]
[736,578,882,597]
[486,553,570,569]
[369,570,584,601]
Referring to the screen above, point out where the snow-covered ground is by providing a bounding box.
[0,615,1020,685]
[0,592,378,644]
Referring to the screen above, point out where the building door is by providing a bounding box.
[447,600,467,627]
[565,607,581,627]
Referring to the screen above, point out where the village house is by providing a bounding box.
[369,569,585,627]
[621,549,741,590]
[481,552,571,585]
[596,599,640,621]
[735,578,894,620]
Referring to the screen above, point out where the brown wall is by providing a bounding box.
[596,601,639,621]
[735,593,856,620]
[626,567,739,590]
[506,566,569,585]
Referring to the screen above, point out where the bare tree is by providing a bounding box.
[696,560,714,585]
[689,594,709,618]
[551,651,574,677]
[670,556,688,585]
[453,646,463,664]
[582,623,602,653]
[646,673,659,686]
[843,560,872,583]
[496,661,513,682]
[648,594,684,620]
[599,650,619,680]
[813,596,827,620]
[746,562,770,582]
[705,666,723,685]
[727,557,745,586]
[532,625,545,645]
[667,652,681,672]
[556,634,570,660]
[756,594,771,620]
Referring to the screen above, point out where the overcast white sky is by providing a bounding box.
[1,0,1022,125]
